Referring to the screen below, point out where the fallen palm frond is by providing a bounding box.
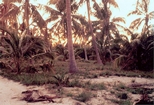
[21,90,60,103]
[113,55,127,68]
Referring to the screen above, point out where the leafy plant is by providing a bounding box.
[52,73,69,86]
[75,91,92,102]
[68,79,84,87]
[114,34,154,71]
[88,82,106,90]
[0,27,54,74]
[115,83,126,90]
[54,44,68,61]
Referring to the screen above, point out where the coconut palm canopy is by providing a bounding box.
[0,0,153,42]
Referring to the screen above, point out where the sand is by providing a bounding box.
[0,76,153,105]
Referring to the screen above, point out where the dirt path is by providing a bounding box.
[0,76,153,105]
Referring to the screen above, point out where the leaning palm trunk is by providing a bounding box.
[83,45,88,61]
[86,0,102,64]
[66,0,78,73]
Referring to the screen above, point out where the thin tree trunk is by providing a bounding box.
[14,57,20,74]
[44,27,48,41]
[25,0,30,35]
[66,0,78,73]
[86,0,102,64]
[83,45,88,61]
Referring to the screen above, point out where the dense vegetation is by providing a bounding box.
[0,0,153,74]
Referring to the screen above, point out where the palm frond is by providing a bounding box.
[55,0,66,12]
[92,20,103,27]
[72,18,83,35]
[113,55,127,68]
[129,18,142,29]
[49,20,61,32]
[31,5,46,29]
[128,10,138,16]
[123,27,133,35]
[142,0,149,13]
[108,0,118,8]
[0,46,10,54]
[78,0,85,6]
[38,4,62,16]
[112,17,125,23]
[47,0,59,4]
[71,1,79,13]
[2,0,22,3]
[45,16,59,23]
[149,11,154,19]
[114,23,126,30]
[72,15,88,26]
[0,4,20,20]
[93,1,104,19]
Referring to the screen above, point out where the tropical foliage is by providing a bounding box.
[0,26,54,74]
[120,34,154,71]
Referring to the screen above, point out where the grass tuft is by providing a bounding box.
[75,91,92,102]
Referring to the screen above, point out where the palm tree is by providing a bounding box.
[92,0,124,63]
[128,0,154,35]
[0,0,48,40]
[39,0,88,45]
[86,0,102,64]
[78,0,103,64]
[66,0,78,73]
[45,0,79,73]
[92,0,119,41]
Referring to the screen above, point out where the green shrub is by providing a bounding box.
[68,79,84,87]
[88,82,106,90]
[52,73,69,86]
[75,91,92,102]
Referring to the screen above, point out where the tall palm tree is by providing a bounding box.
[40,0,87,44]
[128,0,154,35]
[86,0,102,64]
[46,0,79,73]
[66,0,78,73]
[92,0,119,41]
[92,0,123,63]
[78,0,103,64]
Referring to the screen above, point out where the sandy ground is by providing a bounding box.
[0,76,154,105]
[0,76,83,105]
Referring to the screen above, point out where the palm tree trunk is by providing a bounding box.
[44,27,49,42]
[66,0,78,73]
[83,45,88,61]
[25,0,30,35]
[14,57,20,74]
[86,0,102,64]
